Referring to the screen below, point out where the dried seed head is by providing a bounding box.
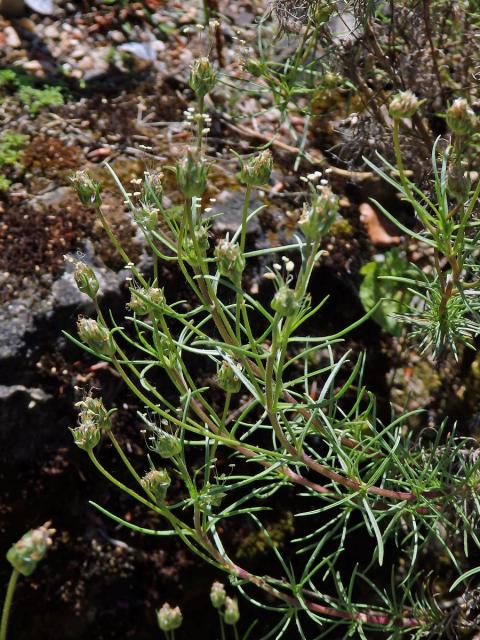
[210,581,227,609]
[141,468,171,503]
[239,150,273,187]
[157,603,183,632]
[6,523,55,576]
[214,239,245,284]
[189,57,217,98]
[70,170,102,208]
[388,90,421,119]
[74,261,99,300]
[224,597,240,625]
[216,361,242,394]
[77,317,116,356]
[446,98,477,136]
[272,0,332,32]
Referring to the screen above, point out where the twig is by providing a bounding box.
[219,116,375,181]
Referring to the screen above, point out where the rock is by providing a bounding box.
[43,23,59,39]
[211,188,262,239]
[0,188,127,363]
[0,383,65,466]
[0,0,25,17]
[22,59,44,74]
[75,47,110,81]
[24,0,55,15]
[0,384,51,404]
[117,41,157,70]
[108,30,125,44]
[4,25,21,48]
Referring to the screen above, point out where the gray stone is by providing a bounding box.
[24,0,55,14]
[211,189,262,238]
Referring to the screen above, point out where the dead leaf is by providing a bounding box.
[359,202,400,246]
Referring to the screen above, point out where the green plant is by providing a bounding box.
[157,602,183,639]
[18,86,64,116]
[67,57,480,638]
[365,94,480,359]
[0,131,27,193]
[0,132,27,168]
[360,248,416,337]
[0,70,17,89]
[1,524,55,640]
[0,175,11,193]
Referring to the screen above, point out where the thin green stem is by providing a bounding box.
[218,610,227,640]
[108,431,155,501]
[0,568,19,640]
[87,449,221,567]
[95,206,148,289]
[197,95,205,154]
[88,448,160,513]
[239,184,252,256]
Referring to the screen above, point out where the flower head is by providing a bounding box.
[6,523,55,576]
[214,239,245,284]
[70,421,101,451]
[74,261,99,300]
[271,284,299,317]
[77,317,116,357]
[388,90,421,119]
[70,170,102,207]
[446,98,477,136]
[75,393,112,432]
[141,468,171,503]
[216,360,242,393]
[157,603,183,632]
[224,597,240,625]
[189,57,217,98]
[127,287,166,316]
[176,150,209,199]
[153,429,182,459]
[298,184,339,241]
[133,205,159,232]
[239,150,273,187]
[210,581,226,609]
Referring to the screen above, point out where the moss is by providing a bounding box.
[329,217,353,238]
[235,512,294,560]
[18,86,64,116]
[0,131,27,193]
[0,69,17,88]
[0,175,11,192]
[0,131,27,167]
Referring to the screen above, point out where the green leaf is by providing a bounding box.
[359,249,416,336]
[449,566,480,592]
